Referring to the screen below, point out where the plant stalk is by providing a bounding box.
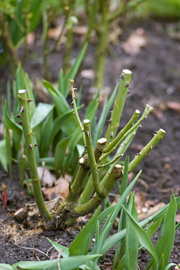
[94,0,111,89]
[129,129,166,172]
[75,164,123,215]
[18,90,52,220]
[105,69,132,143]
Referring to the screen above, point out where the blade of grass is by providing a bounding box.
[30,103,54,130]
[0,140,8,171]
[155,192,177,269]
[122,206,158,269]
[47,238,69,258]
[40,111,53,157]
[69,207,101,256]
[54,137,69,176]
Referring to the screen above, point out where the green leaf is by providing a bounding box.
[31,103,54,129]
[47,238,69,258]
[61,254,101,270]
[0,140,8,171]
[12,260,57,270]
[104,196,180,259]
[55,137,69,175]
[50,108,82,143]
[122,206,158,267]
[155,192,177,269]
[164,263,177,270]
[43,80,70,113]
[64,43,88,97]
[123,193,138,270]
[16,64,26,89]
[100,165,141,242]
[145,218,163,239]
[40,112,53,157]
[3,107,22,135]
[5,128,12,176]
[43,80,78,134]
[0,264,13,270]
[12,254,101,270]
[58,68,65,95]
[69,207,101,256]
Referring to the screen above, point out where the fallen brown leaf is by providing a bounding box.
[42,175,71,200]
[103,262,113,270]
[176,213,180,223]
[38,167,56,188]
[138,202,165,221]
[80,69,95,80]
[122,28,147,56]
[165,101,180,113]
[26,32,35,46]
[73,25,88,35]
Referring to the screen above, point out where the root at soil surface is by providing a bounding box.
[13,196,79,230]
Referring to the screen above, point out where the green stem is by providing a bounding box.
[129,129,166,173]
[105,69,132,143]
[18,90,52,220]
[65,156,89,203]
[75,164,123,215]
[94,0,111,89]
[101,104,153,161]
[108,0,146,22]
[78,137,107,204]
[83,119,104,197]
[69,79,86,145]
[42,9,50,80]
[104,109,140,153]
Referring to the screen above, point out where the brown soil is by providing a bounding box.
[0,19,180,268]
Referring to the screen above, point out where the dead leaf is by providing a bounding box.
[122,28,147,56]
[165,101,180,113]
[73,25,88,35]
[135,191,146,214]
[37,167,56,188]
[26,32,35,46]
[103,262,113,270]
[176,213,180,223]
[48,26,62,39]
[153,108,164,120]
[42,175,71,200]
[144,200,156,208]
[138,202,165,221]
[80,69,95,80]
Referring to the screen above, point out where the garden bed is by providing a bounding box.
[0,19,180,268]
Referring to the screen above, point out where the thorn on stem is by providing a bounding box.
[107,118,112,123]
[110,132,114,138]
[20,107,24,114]
[18,121,23,125]
[34,144,39,147]
[125,82,130,88]
[86,131,90,137]
[14,114,20,118]
[29,144,33,149]
[27,99,33,103]
[120,73,125,79]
